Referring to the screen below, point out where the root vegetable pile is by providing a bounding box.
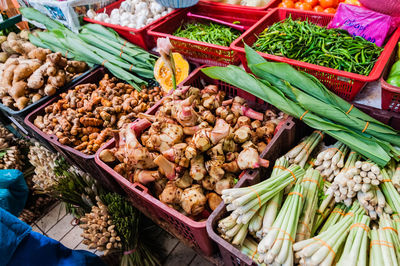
[33,74,164,155]
[79,196,122,255]
[101,84,286,219]
[0,30,88,110]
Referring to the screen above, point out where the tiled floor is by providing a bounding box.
[31,202,215,265]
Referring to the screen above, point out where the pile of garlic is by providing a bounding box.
[87,0,173,29]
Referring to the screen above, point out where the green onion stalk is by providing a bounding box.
[257,184,304,265]
[294,203,361,266]
[296,168,322,242]
[336,215,370,266]
[380,169,400,214]
[222,158,305,225]
[284,131,324,167]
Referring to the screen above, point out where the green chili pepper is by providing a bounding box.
[252,16,383,76]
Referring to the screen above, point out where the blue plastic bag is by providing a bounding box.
[0,169,28,216]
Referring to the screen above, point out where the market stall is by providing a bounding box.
[1,0,400,265]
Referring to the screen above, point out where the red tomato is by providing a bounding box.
[319,0,338,8]
[323,7,336,13]
[300,3,313,10]
[281,0,295,8]
[294,1,303,8]
[303,0,319,7]
[313,5,324,11]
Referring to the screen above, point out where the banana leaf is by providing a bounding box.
[201,65,391,166]
[245,44,396,131]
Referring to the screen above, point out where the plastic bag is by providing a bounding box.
[328,3,400,46]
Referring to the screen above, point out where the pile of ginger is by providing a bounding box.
[33,74,163,155]
[100,85,287,219]
[0,30,87,110]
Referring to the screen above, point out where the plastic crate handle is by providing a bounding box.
[132,182,149,194]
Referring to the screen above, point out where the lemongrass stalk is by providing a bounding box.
[320,204,346,233]
[337,215,370,266]
[249,203,267,234]
[258,184,304,264]
[296,168,322,241]
[299,132,323,167]
[381,169,400,213]
[393,164,400,189]
[232,223,249,246]
[356,223,369,266]
[370,229,384,266]
[260,191,283,237]
[294,209,354,266]
[294,131,323,166]
[312,194,335,235]
[379,213,400,263]
[331,142,345,166]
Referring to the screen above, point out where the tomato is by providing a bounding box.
[323,7,336,13]
[313,5,324,11]
[294,1,303,9]
[303,0,318,7]
[319,0,338,8]
[281,0,295,8]
[300,3,313,10]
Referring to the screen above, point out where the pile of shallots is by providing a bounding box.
[100,85,286,219]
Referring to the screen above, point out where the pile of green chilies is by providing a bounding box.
[252,17,383,75]
[174,21,241,47]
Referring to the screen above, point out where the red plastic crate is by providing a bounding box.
[23,67,163,193]
[94,66,291,256]
[83,0,179,50]
[206,119,322,266]
[199,0,280,10]
[148,3,268,66]
[380,33,400,112]
[231,8,400,101]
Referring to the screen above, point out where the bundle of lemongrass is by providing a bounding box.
[370,213,400,265]
[294,202,364,266]
[284,131,323,168]
[314,141,349,181]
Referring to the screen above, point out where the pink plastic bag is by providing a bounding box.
[328,3,400,46]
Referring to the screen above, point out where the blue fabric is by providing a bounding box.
[0,169,28,216]
[0,207,31,265]
[1,207,105,266]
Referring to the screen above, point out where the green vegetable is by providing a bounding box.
[388,61,400,78]
[252,16,383,76]
[387,75,400,87]
[174,21,241,47]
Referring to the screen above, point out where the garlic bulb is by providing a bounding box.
[86,0,174,29]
